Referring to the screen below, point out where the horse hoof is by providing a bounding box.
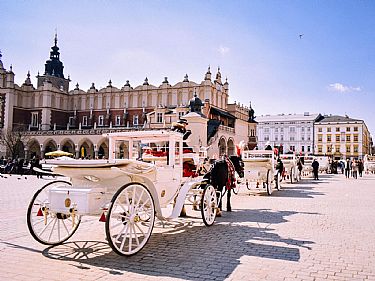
[227,208,232,212]
[216,209,222,217]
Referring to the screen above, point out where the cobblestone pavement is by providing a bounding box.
[0,173,374,281]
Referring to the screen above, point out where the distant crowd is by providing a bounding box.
[0,156,42,176]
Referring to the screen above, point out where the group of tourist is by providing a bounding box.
[344,158,364,179]
[0,155,42,176]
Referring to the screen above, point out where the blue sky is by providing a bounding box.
[1,0,374,135]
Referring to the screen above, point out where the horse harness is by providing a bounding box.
[224,157,236,191]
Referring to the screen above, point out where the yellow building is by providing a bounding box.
[314,115,371,160]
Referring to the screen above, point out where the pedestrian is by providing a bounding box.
[345,159,351,178]
[352,160,358,179]
[312,158,319,180]
[358,159,363,177]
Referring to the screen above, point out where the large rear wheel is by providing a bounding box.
[266,170,272,195]
[27,180,81,245]
[106,183,155,256]
[200,184,217,226]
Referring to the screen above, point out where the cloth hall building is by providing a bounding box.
[0,36,257,160]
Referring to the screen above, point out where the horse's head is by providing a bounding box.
[229,155,244,178]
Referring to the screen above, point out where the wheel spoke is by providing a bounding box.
[48,218,58,242]
[128,222,133,252]
[132,224,140,246]
[115,224,128,243]
[62,219,70,235]
[119,224,129,252]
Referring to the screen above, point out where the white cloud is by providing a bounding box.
[218,45,230,55]
[328,83,361,93]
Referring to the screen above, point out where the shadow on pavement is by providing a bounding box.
[41,208,315,281]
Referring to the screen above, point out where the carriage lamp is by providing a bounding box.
[70,205,77,228]
[42,206,49,225]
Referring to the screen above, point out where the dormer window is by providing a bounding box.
[98,115,104,126]
[82,116,88,126]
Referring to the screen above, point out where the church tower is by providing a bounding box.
[37,33,70,92]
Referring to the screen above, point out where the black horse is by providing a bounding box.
[204,155,244,214]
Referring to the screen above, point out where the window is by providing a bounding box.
[335,145,340,153]
[346,127,350,132]
[98,115,104,126]
[264,135,269,141]
[290,146,295,151]
[318,146,322,153]
[116,115,121,126]
[307,136,311,141]
[31,112,38,127]
[346,135,351,142]
[307,146,311,152]
[69,117,74,126]
[290,136,295,141]
[302,146,305,152]
[318,134,323,142]
[327,135,331,142]
[251,129,255,137]
[327,127,331,132]
[280,135,284,141]
[301,136,305,141]
[346,145,351,153]
[264,127,270,133]
[327,145,332,153]
[82,116,88,126]
[301,127,305,132]
[290,127,295,133]
[275,128,278,133]
[275,136,278,141]
[133,115,139,126]
[354,145,358,153]
[354,134,358,142]
[354,127,358,132]
[157,113,163,123]
[336,127,340,132]
[336,135,340,142]
[318,127,322,132]
[307,127,311,132]
[280,128,284,133]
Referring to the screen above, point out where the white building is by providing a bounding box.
[256,112,321,154]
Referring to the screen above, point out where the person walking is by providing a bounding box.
[312,158,319,180]
[352,160,358,179]
[358,159,364,177]
[345,159,351,178]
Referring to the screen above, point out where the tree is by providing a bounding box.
[0,129,29,159]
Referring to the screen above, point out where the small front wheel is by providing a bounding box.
[27,180,81,245]
[106,183,155,256]
[201,184,217,226]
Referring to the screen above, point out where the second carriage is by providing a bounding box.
[240,149,281,195]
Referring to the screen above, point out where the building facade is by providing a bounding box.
[314,115,371,160]
[256,113,321,154]
[0,36,256,159]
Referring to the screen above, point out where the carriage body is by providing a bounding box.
[27,130,217,256]
[279,154,299,183]
[301,156,314,176]
[241,150,279,194]
[316,156,329,173]
[364,155,375,173]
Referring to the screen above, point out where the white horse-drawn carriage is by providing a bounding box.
[364,155,375,174]
[241,150,281,195]
[301,156,314,177]
[279,154,300,183]
[316,156,330,173]
[27,130,218,256]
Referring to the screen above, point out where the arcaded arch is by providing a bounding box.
[27,139,41,160]
[43,139,58,157]
[78,138,94,159]
[218,137,227,157]
[227,138,236,156]
[60,138,75,154]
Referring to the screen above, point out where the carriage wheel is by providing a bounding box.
[200,184,217,226]
[266,170,272,196]
[106,183,155,256]
[27,180,81,245]
[290,168,294,184]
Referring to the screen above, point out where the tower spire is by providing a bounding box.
[54,29,58,46]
